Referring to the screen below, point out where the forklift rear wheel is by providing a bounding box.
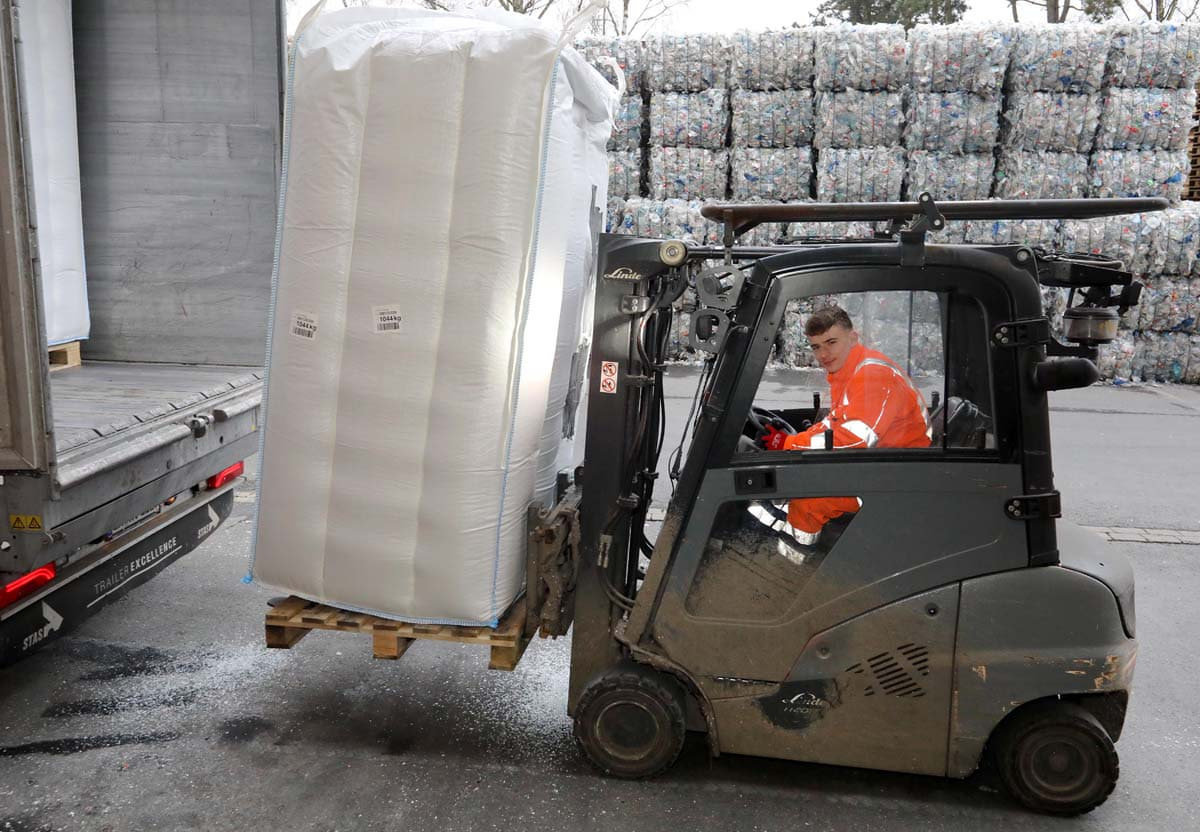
[574,664,687,779]
[994,701,1119,816]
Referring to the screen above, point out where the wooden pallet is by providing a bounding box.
[264,595,531,671]
[47,341,81,372]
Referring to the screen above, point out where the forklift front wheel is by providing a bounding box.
[574,664,687,779]
[993,701,1119,816]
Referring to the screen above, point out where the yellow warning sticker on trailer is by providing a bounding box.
[9,514,43,532]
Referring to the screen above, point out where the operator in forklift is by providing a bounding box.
[757,303,932,536]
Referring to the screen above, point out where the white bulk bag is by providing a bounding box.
[252,6,615,626]
[534,101,611,508]
[21,0,89,346]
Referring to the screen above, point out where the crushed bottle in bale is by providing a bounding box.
[1089,149,1187,202]
[814,89,905,148]
[994,150,1089,199]
[731,89,814,147]
[905,92,1002,153]
[648,147,730,200]
[649,89,729,148]
[729,29,814,90]
[906,151,995,201]
[730,147,813,201]
[816,147,906,202]
[814,24,908,91]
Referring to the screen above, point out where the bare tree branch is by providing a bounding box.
[628,0,689,33]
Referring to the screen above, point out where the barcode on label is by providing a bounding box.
[291,311,318,341]
[373,306,404,334]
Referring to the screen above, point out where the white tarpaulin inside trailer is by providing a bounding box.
[252,7,615,626]
[21,0,89,346]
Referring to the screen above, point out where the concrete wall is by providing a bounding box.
[72,0,282,365]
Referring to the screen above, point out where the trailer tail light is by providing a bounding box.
[206,461,245,490]
[0,563,56,609]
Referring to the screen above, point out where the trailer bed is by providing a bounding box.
[50,361,262,454]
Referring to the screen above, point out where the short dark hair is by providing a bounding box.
[804,305,853,337]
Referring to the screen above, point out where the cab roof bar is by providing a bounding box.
[701,197,1170,239]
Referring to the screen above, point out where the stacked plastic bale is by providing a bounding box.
[1109,207,1199,381]
[728,30,815,204]
[1087,24,1200,382]
[904,24,1013,200]
[813,25,908,203]
[607,97,644,202]
[1090,23,1200,203]
[643,35,729,202]
[995,26,1108,199]
[1060,205,1200,382]
[577,37,646,230]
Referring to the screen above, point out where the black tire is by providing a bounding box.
[573,663,687,779]
[993,701,1119,816]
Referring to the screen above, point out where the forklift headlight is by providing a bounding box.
[1062,306,1119,346]
[659,240,687,267]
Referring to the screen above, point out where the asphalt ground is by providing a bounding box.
[1,377,1197,832]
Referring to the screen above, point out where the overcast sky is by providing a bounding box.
[287,0,1024,34]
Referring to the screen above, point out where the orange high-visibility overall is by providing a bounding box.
[781,343,932,533]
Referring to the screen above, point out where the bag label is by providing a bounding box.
[290,311,319,341]
[373,306,404,334]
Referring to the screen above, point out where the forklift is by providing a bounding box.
[550,195,1155,816]
[263,194,1153,815]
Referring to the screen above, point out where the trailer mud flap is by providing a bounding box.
[0,490,234,667]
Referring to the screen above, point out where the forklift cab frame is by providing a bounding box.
[565,197,1156,816]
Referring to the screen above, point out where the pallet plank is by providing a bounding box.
[336,612,369,629]
[301,605,340,626]
[267,596,312,622]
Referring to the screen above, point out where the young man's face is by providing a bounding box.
[808,323,859,374]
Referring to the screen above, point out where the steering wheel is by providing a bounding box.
[744,406,797,451]
[748,406,796,435]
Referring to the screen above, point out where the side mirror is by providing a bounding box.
[1033,357,1099,392]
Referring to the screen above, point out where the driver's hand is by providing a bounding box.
[760,423,792,451]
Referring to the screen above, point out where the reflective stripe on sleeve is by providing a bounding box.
[841,419,879,448]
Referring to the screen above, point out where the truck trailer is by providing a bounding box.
[0,0,283,664]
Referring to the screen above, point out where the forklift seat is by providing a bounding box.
[930,396,992,449]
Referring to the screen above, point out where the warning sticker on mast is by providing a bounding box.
[599,361,618,394]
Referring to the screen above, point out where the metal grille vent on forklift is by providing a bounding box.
[845,643,930,699]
